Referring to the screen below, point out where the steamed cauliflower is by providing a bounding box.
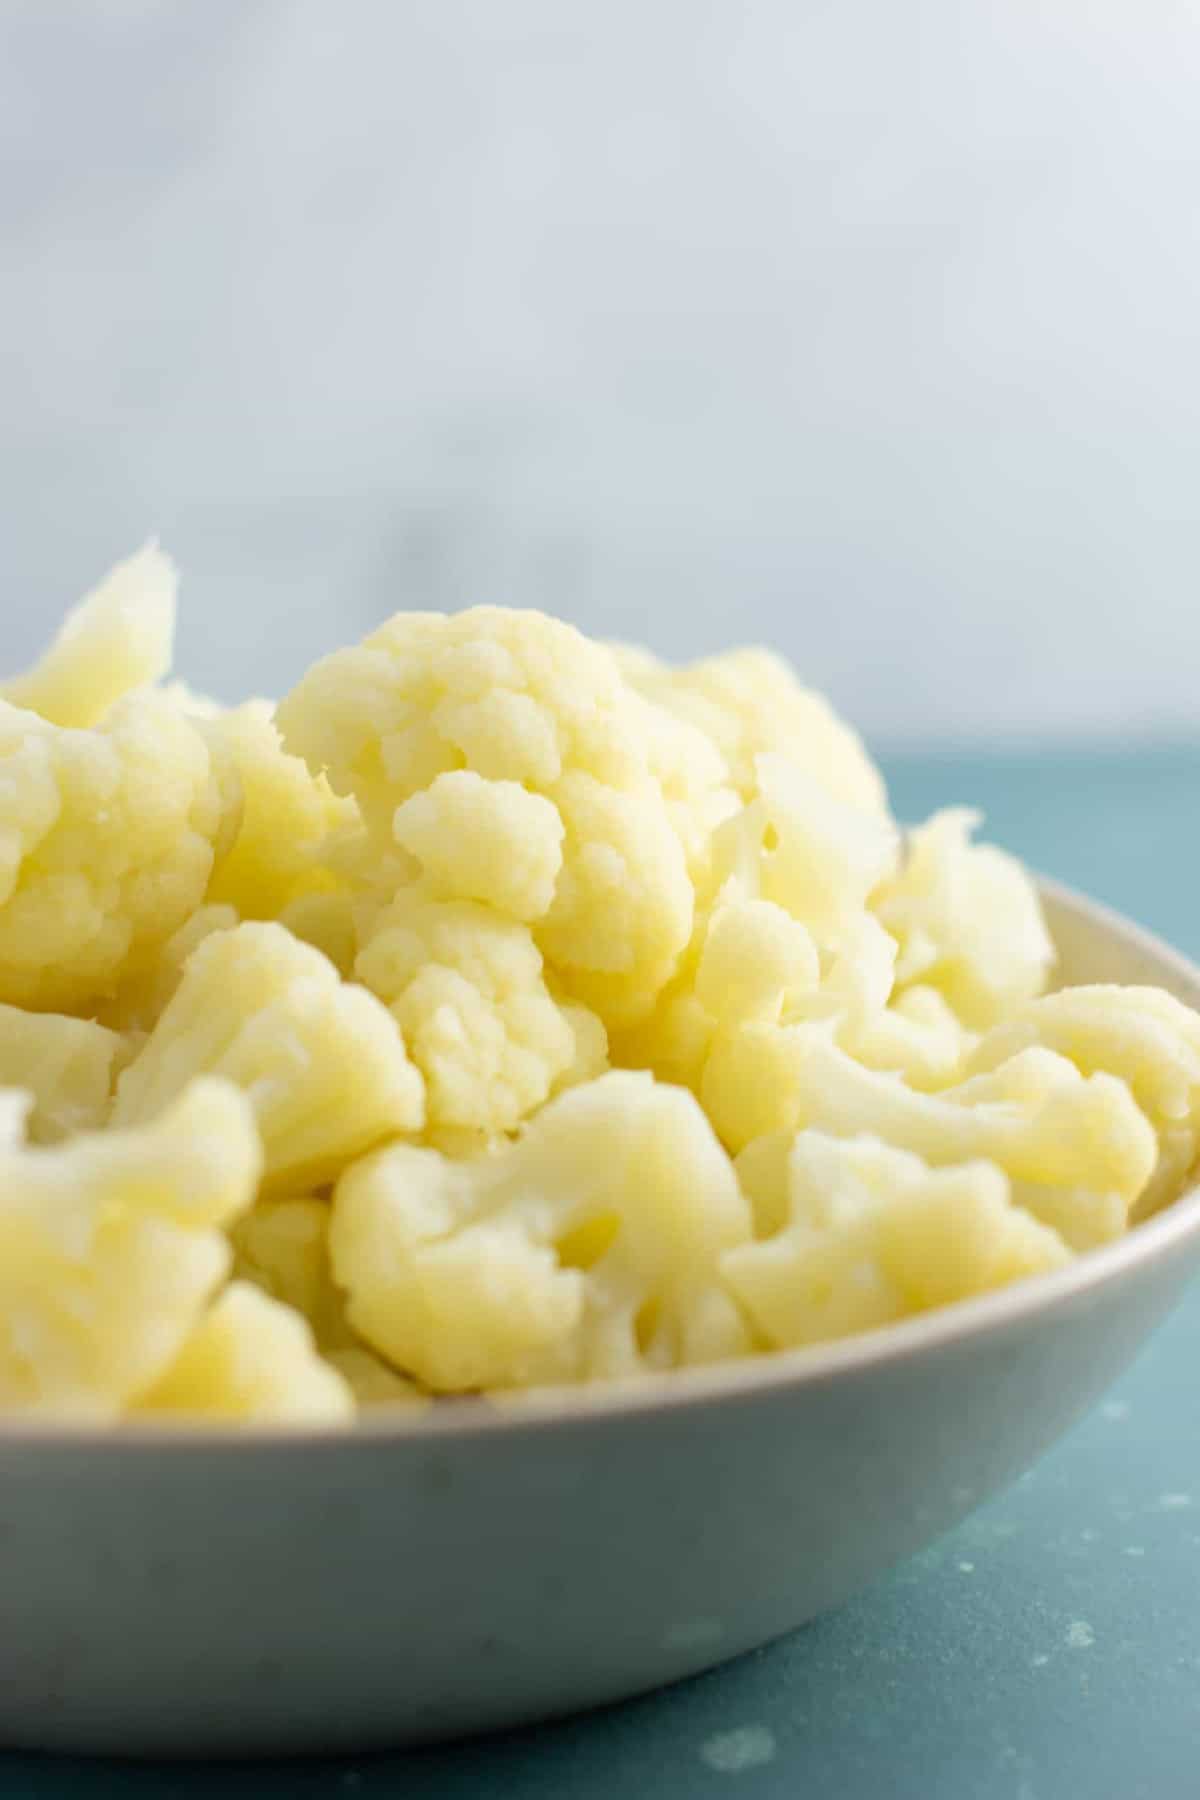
[277,607,709,1026]
[1,546,176,729]
[873,809,1055,1029]
[0,1078,260,1418]
[355,887,605,1137]
[968,985,1200,1219]
[137,1282,353,1423]
[2,556,1200,1425]
[0,1004,126,1141]
[724,1132,1070,1350]
[205,700,358,922]
[230,1196,428,1409]
[99,901,239,1035]
[330,1070,752,1391]
[113,922,424,1191]
[614,643,888,814]
[704,1020,1156,1232]
[0,690,239,1013]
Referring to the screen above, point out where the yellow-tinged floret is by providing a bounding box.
[969,985,1200,1217]
[705,1020,1155,1197]
[0,1077,260,1418]
[0,1004,127,1141]
[137,1282,353,1423]
[113,922,424,1191]
[205,700,358,921]
[873,809,1055,1029]
[325,1345,429,1409]
[277,607,707,1026]
[276,890,359,975]
[708,754,899,937]
[0,690,238,1013]
[1,546,176,729]
[330,1069,752,1392]
[231,1196,345,1346]
[613,642,888,814]
[100,902,239,1035]
[723,1132,1069,1350]
[356,888,604,1137]
[392,770,563,922]
[231,1195,430,1409]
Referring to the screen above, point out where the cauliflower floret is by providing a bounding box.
[277,608,707,1026]
[113,922,424,1192]
[0,1004,126,1141]
[969,985,1200,1218]
[100,902,239,1035]
[0,690,239,1013]
[0,1077,260,1418]
[137,1282,353,1423]
[1,546,176,729]
[231,1194,429,1410]
[231,1196,344,1344]
[708,755,899,939]
[613,643,888,814]
[276,890,359,976]
[356,888,605,1137]
[535,769,696,1024]
[850,984,973,1090]
[325,1345,429,1409]
[205,700,358,922]
[706,1025,1155,1245]
[392,770,563,922]
[612,765,900,1093]
[873,809,1055,1029]
[330,1069,752,1392]
[723,1133,1069,1350]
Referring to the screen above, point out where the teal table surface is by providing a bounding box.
[8,745,1200,1800]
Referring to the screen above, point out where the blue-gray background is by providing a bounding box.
[4,0,1200,743]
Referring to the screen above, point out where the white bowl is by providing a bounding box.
[2,878,1199,1757]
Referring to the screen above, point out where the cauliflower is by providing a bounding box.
[356,888,604,1137]
[873,809,1055,1029]
[330,1069,752,1392]
[613,768,900,1091]
[205,700,358,922]
[1,545,175,729]
[723,1132,1069,1350]
[0,1077,260,1418]
[0,690,239,1013]
[113,922,424,1192]
[230,1196,345,1346]
[324,1345,429,1409]
[137,1282,353,1423]
[100,902,239,1035]
[613,642,888,814]
[968,985,1200,1219]
[706,755,899,938]
[276,891,359,976]
[849,984,973,1091]
[277,607,709,1026]
[231,1195,429,1410]
[0,1003,126,1141]
[3,557,1200,1422]
[707,1024,1155,1247]
[393,770,563,922]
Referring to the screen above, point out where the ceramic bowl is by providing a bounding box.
[3,878,1199,1756]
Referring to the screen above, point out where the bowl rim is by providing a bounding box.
[6,873,1200,1454]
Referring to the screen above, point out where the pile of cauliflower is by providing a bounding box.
[1,545,1197,1425]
